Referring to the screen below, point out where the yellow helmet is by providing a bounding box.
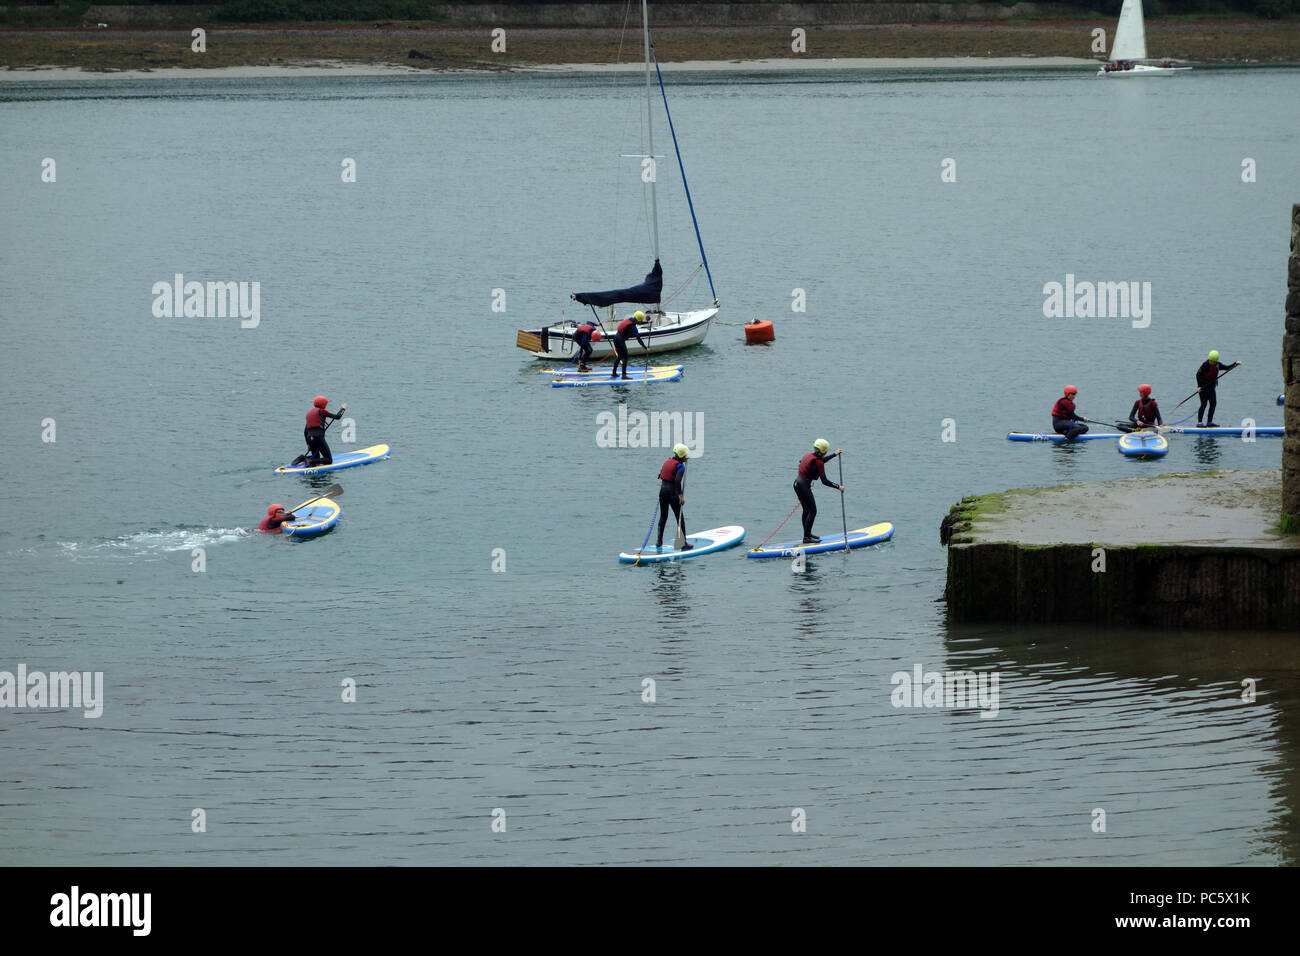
[813,438,830,455]
[673,444,689,459]
[634,310,646,321]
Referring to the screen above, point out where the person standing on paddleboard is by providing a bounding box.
[573,322,600,372]
[655,444,693,550]
[291,396,347,467]
[258,504,293,532]
[1051,386,1088,441]
[795,439,843,544]
[1195,350,1241,427]
[1128,384,1163,430]
[611,311,648,380]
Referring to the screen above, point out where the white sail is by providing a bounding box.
[1109,0,1148,61]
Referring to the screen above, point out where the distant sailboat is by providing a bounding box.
[1098,0,1191,76]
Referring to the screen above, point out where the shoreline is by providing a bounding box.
[0,56,1112,81]
[3,22,1298,75]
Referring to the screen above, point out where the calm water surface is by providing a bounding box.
[1,65,1298,864]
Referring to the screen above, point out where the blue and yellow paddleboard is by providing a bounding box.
[275,443,390,475]
[552,368,682,388]
[281,499,341,537]
[1117,431,1169,458]
[747,522,894,558]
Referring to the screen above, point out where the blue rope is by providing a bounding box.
[635,501,659,566]
[652,47,716,304]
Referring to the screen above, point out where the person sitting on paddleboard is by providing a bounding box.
[291,396,347,467]
[611,311,648,380]
[1195,350,1242,428]
[573,322,600,372]
[1128,384,1163,430]
[258,503,294,532]
[1051,386,1088,441]
[794,439,843,544]
[655,444,693,550]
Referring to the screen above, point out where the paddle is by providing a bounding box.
[838,452,849,553]
[1173,362,1240,410]
[287,484,343,516]
[673,467,687,551]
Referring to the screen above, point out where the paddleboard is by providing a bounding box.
[747,522,894,559]
[539,364,683,375]
[1007,432,1120,442]
[1117,431,1169,458]
[275,444,390,475]
[1163,426,1282,436]
[552,367,682,388]
[618,525,744,564]
[281,498,341,537]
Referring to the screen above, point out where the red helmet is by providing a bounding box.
[1138,384,1152,396]
[1063,385,1078,396]
[268,503,285,515]
[313,396,328,408]
[591,329,602,342]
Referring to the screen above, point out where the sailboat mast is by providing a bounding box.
[642,0,660,263]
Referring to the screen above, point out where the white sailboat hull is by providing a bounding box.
[519,308,717,361]
[1098,63,1189,75]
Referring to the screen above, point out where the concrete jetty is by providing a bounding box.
[942,470,1300,630]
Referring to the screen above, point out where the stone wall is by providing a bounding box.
[945,543,1300,629]
[1286,202,1300,527]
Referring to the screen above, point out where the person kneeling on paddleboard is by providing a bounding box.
[795,439,843,544]
[1051,386,1088,441]
[611,311,648,380]
[656,444,692,550]
[1195,350,1242,428]
[1128,384,1163,430]
[291,396,347,467]
[573,322,600,372]
[258,503,293,532]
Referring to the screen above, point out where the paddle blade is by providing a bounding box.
[289,484,343,514]
[674,516,686,551]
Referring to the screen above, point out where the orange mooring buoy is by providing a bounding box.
[744,319,775,343]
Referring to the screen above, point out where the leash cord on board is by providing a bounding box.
[752,504,800,551]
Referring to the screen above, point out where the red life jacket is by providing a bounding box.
[659,458,682,481]
[798,452,824,481]
[576,323,594,337]
[306,406,325,428]
[1051,396,1076,419]
[617,317,638,336]
[1135,397,1159,423]
[258,515,282,532]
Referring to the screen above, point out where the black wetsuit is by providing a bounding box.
[293,406,344,466]
[1196,360,1239,425]
[612,316,647,377]
[794,451,840,540]
[1051,396,1088,440]
[656,457,686,547]
[1129,397,1163,427]
[574,323,596,367]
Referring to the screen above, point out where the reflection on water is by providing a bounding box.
[1191,436,1223,466]
[946,623,1300,864]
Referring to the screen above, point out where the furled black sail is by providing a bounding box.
[572,260,662,308]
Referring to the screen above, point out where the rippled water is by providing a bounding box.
[1,65,1298,865]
